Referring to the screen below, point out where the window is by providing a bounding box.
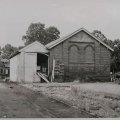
[85,46,94,63]
[69,45,79,63]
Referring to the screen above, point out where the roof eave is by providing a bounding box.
[9,51,20,59]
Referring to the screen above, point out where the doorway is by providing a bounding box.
[37,53,48,75]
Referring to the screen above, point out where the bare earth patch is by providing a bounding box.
[0,82,94,118]
[22,82,120,118]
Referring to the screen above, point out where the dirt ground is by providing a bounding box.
[28,82,120,95]
[0,82,94,118]
[23,82,120,118]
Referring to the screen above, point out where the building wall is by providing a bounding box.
[24,52,37,83]
[10,54,19,82]
[10,52,25,82]
[10,41,48,83]
[17,52,25,82]
[49,31,111,82]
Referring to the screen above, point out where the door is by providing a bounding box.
[25,53,37,82]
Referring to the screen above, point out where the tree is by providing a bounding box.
[92,30,107,42]
[92,30,115,48]
[45,26,60,43]
[92,30,120,73]
[111,45,120,73]
[1,44,18,59]
[104,39,115,48]
[113,39,120,46]
[22,22,60,45]
[18,46,24,50]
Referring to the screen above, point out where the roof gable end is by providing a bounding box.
[46,28,114,52]
[10,41,48,59]
[19,41,48,53]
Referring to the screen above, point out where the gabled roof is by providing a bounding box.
[19,41,48,53]
[10,41,48,59]
[46,27,114,51]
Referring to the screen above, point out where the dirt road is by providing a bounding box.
[0,82,94,118]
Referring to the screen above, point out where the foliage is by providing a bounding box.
[92,30,107,41]
[113,39,120,46]
[92,30,120,73]
[92,30,115,48]
[22,22,60,45]
[110,39,120,73]
[18,46,24,50]
[111,44,120,73]
[1,44,18,59]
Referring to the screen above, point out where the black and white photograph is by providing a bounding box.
[0,0,120,118]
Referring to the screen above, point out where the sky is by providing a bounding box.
[0,0,120,47]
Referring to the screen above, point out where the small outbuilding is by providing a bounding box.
[0,59,10,79]
[10,28,114,83]
[10,41,49,83]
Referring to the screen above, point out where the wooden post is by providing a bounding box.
[51,57,55,82]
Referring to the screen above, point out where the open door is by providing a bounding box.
[36,53,49,82]
[25,53,37,83]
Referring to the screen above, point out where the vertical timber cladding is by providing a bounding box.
[25,53,37,83]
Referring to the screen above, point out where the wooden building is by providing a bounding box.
[0,59,10,79]
[10,28,113,83]
[10,42,48,83]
